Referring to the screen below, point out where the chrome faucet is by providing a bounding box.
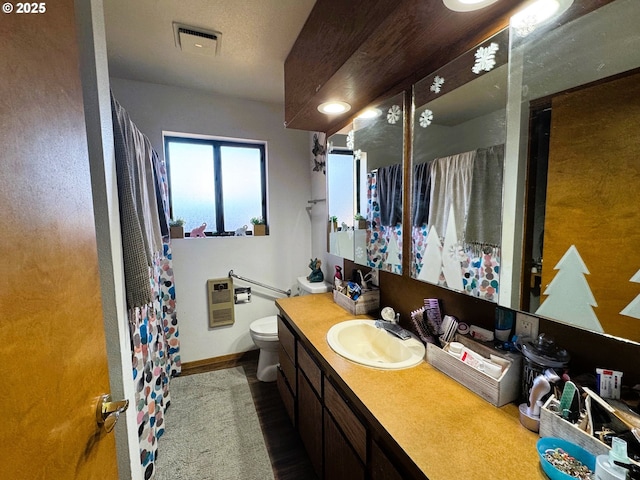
[375,319,412,340]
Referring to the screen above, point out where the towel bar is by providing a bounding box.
[228,270,291,297]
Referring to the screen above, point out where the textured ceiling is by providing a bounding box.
[103,0,316,104]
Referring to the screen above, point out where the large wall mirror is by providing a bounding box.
[410,30,508,301]
[502,0,640,343]
[327,92,405,274]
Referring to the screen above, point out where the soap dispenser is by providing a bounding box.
[595,437,630,480]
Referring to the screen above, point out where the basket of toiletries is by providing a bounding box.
[332,287,379,315]
[426,334,521,407]
[539,396,612,458]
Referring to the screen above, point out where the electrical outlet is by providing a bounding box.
[515,312,539,340]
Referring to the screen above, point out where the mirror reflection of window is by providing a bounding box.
[327,150,355,261]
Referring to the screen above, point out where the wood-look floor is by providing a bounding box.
[182,352,318,480]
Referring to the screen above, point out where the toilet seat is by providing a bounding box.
[249,315,278,341]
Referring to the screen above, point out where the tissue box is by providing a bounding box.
[426,335,521,407]
[332,288,379,315]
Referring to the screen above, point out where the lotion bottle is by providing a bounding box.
[595,437,630,480]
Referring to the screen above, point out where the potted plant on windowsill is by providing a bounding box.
[329,215,338,232]
[354,213,367,230]
[251,216,267,236]
[169,218,185,239]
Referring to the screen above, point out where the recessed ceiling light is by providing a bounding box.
[356,108,381,119]
[443,0,499,12]
[318,101,351,115]
[511,0,573,37]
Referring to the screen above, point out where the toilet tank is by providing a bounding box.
[297,276,330,296]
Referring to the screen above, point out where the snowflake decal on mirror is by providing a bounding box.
[472,42,499,74]
[419,109,433,128]
[354,149,362,160]
[387,105,402,124]
[430,76,445,94]
[514,15,538,37]
[448,241,468,262]
[346,130,354,150]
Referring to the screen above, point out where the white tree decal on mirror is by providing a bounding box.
[621,269,640,319]
[536,245,604,332]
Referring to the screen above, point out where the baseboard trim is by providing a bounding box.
[181,350,259,375]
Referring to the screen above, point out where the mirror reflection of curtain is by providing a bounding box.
[367,167,402,273]
[412,161,432,227]
[428,150,475,240]
[464,145,504,245]
[412,145,504,301]
[377,163,403,227]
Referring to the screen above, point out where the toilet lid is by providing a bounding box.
[250,315,278,336]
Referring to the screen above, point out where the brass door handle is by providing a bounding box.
[96,394,129,433]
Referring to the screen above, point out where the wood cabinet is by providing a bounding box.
[276,313,423,479]
[277,317,296,425]
[297,342,324,477]
[324,411,365,480]
[324,378,366,463]
[371,440,404,480]
[284,0,522,133]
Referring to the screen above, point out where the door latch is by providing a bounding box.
[96,394,129,433]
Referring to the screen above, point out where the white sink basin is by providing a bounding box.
[326,320,426,369]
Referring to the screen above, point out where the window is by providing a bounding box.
[164,135,267,236]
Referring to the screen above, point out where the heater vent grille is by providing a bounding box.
[207,278,234,328]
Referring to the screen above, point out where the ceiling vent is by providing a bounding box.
[173,23,221,56]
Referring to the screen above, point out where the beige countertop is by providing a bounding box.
[276,293,546,480]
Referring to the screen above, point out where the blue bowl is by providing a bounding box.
[536,437,596,480]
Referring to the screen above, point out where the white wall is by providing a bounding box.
[110,78,312,362]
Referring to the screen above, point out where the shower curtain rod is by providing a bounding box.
[228,270,291,297]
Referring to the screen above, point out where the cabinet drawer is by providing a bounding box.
[278,344,296,392]
[277,316,295,363]
[324,378,367,462]
[297,343,322,396]
[277,367,295,426]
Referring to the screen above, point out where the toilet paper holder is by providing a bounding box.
[234,287,252,304]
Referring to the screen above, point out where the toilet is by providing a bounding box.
[249,277,331,382]
[249,315,279,382]
[296,275,330,296]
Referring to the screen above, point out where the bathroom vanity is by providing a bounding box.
[276,293,546,479]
